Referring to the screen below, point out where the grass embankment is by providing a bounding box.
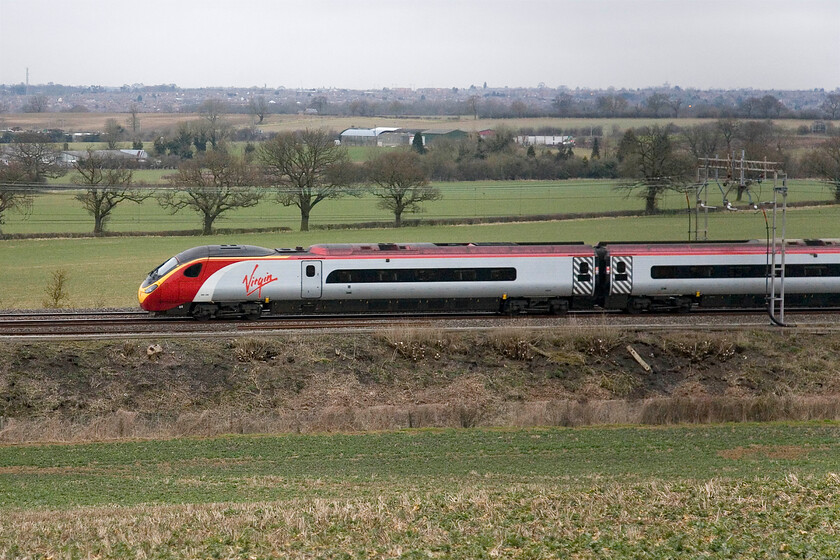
[1,424,839,558]
[2,328,840,442]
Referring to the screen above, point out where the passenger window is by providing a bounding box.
[579,262,589,274]
[183,263,202,278]
[615,262,626,273]
[306,265,316,278]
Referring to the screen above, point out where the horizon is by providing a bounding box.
[2,82,835,93]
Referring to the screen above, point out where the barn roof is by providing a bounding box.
[339,127,400,137]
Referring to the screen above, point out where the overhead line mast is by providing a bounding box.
[695,153,788,326]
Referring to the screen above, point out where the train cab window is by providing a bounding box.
[306,265,316,278]
[183,263,202,278]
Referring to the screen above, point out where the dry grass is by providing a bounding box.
[3,396,840,444]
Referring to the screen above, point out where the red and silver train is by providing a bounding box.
[138,240,840,319]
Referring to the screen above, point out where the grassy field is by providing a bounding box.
[2,203,840,309]
[1,423,838,557]
[1,176,837,309]
[2,179,833,236]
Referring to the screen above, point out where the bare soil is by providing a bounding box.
[2,327,840,442]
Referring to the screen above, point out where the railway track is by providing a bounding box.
[2,309,840,340]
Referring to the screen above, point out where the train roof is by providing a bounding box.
[601,239,840,255]
[173,242,595,263]
[304,242,593,256]
[175,245,277,263]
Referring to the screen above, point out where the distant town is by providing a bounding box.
[1,83,838,120]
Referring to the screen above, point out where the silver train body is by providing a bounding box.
[140,240,840,319]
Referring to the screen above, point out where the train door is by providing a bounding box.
[301,260,322,299]
[610,256,633,295]
[572,256,595,296]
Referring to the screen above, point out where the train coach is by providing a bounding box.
[139,242,598,319]
[139,239,840,319]
[598,239,840,313]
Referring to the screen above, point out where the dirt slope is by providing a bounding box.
[2,328,840,441]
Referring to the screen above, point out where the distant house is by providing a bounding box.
[378,129,424,147]
[339,127,468,147]
[338,127,400,146]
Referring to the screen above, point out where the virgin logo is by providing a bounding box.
[243,264,278,297]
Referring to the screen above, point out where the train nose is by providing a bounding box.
[138,282,160,310]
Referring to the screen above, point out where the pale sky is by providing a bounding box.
[1,0,838,91]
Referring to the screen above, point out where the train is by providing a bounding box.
[138,239,840,319]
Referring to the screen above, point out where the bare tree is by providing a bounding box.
[72,150,150,234]
[22,94,48,113]
[199,98,229,149]
[552,93,574,116]
[0,162,34,236]
[682,123,723,159]
[804,137,840,202]
[127,104,141,136]
[510,100,527,118]
[758,94,785,118]
[159,151,262,235]
[258,129,355,231]
[737,97,760,118]
[616,126,693,214]
[716,118,741,155]
[466,95,480,119]
[103,118,125,150]
[248,96,269,124]
[366,150,441,227]
[644,93,669,117]
[667,97,683,118]
[821,93,840,120]
[9,132,65,183]
[309,96,328,114]
[596,95,628,117]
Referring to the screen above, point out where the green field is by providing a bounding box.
[2,204,840,309]
[1,423,838,557]
[1,177,837,309]
[2,179,833,236]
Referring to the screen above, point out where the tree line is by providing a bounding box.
[7,86,839,121]
[0,130,439,235]
[1,121,839,236]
